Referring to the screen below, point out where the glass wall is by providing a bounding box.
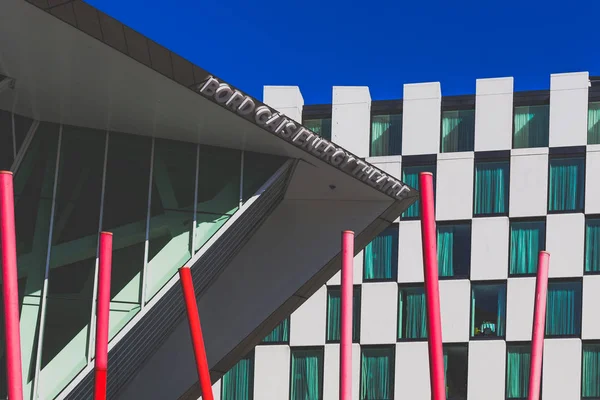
[221,352,254,400]
[548,155,585,213]
[582,342,600,398]
[261,318,289,344]
[506,344,531,399]
[513,105,549,148]
[473,160,509,216]
[509,220,546,276]
[545,280,582,337]
[441,109,475,153]
[0,109,33,170]
[588,102,600,144]
[443,344,468,400]
[586,217,600,273]
[360,346,394,400]
[437,222,471,279]
[401,164,436,219]
[290,348,324,400]
[326,286,361,343]
[398,286,427,340]
[370,114,402,157]
[364,225,398,281]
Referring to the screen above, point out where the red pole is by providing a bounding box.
[94,232,113,400]
[419,172,446,400]
[0,171,24,400]
[340,230,354,400]
[527,251,550,400]
[179,267,214,400]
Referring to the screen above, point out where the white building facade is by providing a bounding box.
[207,72,600,400]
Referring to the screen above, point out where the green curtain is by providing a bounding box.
[588,102,600,144]
[370,114,402,156]
[474,161,508,215]
[262,318,289,343]
[497,286,506,337]
[327,288,360,342]
[506,347,530,398]
[586,219,600,273]
[443,353,449,397]
[441,110,475,152]
[364,226,398,281]
[545,282,581,336]
[402,165,435,218]
[305,118,332,141]
[291,349,323,400]
[583,344,600,397]
[510,221,545,275]
[361,348,393,400]
[548,157,584,212]
[513,105,549,148]
[398,288,427,339]
[222,353,254,400]
[437,227,455,277]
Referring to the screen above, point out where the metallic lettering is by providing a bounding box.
[255,106,271,125]
[215,84,233,103]
[225,90,245,110]
[198,76,220,96]
[238,98,256,115]
[331,150,346,166]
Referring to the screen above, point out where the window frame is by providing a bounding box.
[472,151,511,218]
[504,341,541,400]
[581,340,600,399]
[259,317,291,346]
[220,350,255,400]
[511,92,550,150]
[325,285,362,344]
[545,277,583,339]
[443,342,469,400]
[439,108,476,154]
[359,344,396,400]
[362,223,399,282]
[397,283,428,342]
[469,279,508,341]
[507,217,547,278]
[288,346,325,400]
[369,105,403,157]
[584,214,600,275]
[546,147,586,214]
[437,220,472,280]
[400,154,437,221]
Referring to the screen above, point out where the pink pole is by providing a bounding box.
[527,251,550,400]
[179,267,214,400]
[340,230,354,400]
[94,232,113,400]
[0,171,23,400]
[419,172,446,400]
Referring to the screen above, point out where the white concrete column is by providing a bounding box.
[332,86,371,157]
[263,86,304,123]
[402,82,441,155]
[549,72,589,147]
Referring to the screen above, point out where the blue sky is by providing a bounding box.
[87,0,599,104]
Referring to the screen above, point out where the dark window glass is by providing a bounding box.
[304,118,332,141]
[506,344,531,399]
[326,286,361,342]
[360,347,394,400]
[0,110,14,170]
[586,217,600,273]
[398,286,427,340]
[262,318,289,344]
[221,352,254,400]
[437,223,471,279]
[441,109,475,153]
[513,105,549,149]
[242,150,287,202]
[474,160,509,216]
[582,343,600,398]
[402,164,436,219]
[471,283,506,339]
[509,220,545,276]
[444,344,468,400]
[370,114,402,156]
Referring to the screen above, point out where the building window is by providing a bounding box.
[326,286,361,343]
[304,118,332,141]
[221,352,254,400]
[582,342,600,398]
[370,114,402,156]
[444,344,468,400]
[586,217,600,273]
[360,346,394,400]
[441,109,475,153]
[588,102,600,144]
[290,348,324,400]
[470,282,506,339]
[398,286,427,340]
[506,344,531,399]
[261,318,289,344]
[473,160,509,216]
[402,164,436,219]
[437,222,471,279]
[548,155,585,213]
[545,280,582,337]
[513,105,549,149]
[509,220,546,276]
[364,225,398,281]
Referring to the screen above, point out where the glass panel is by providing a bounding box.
[437,223,471,279]
[242,150,286,203]
[582,343,600,398]
[364,225,398,281]
[513,105,549,148]
[13,114,33,154]
[12,122,59,399]
[360,347,394,400]
[510,221,545,275]
[586,218,600,273]
[102,132,151,339]
[0,110,14,170]
[474,160,509,216]
[443,344,468,400]
[370,114,402,157]
[290,348,324,400]
[197,145,240,216]
[401,165,436,219]
[588,102,600,145]
[441,109,475,153]
[545,281,582,337]
[304,118,332,141]
[470,283,506,338]
[506,344,530,399]
[398,286,427,340]
[326,287,360,342]
[548,156,584,212]
[262,318,289,344]
[221,352,254,400]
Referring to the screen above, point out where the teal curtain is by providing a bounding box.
[549,157,584,212]
[327,288,360,342]
[304,118,332,141]
[497,286,506,337]
[364,226,398,281]
[506,346,530,398]
[583,344,600,397]
[437,224,470,278]
[398,288,427,339]
[443,353,449,397]
[513,105,549,148]
[441,110,475,152]
[588,102,600,144]
[262,318,289,343]
[361,348,393,400]
[510,221,545,275]
[291,349,323,400]
[222,353,254,400]
[474,161,508,215]
[402,165,435,218]
[437,227,454,277]
[545,282,582,336]
[370,114,402,156]
[586,218,600,273]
